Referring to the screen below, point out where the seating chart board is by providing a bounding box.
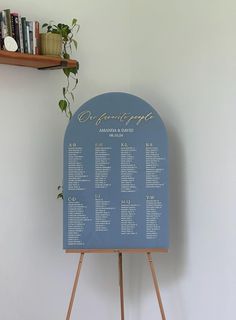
[63,92,168,250]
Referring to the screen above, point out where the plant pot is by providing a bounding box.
[40,33,62,56]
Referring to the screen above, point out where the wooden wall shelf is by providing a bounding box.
[0,50,78,70]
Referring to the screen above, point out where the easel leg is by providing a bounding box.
[118,253,125,320]
[66,253,85,320]
[146,252,166,320]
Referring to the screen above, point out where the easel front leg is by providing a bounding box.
[118,253,125,320]
[146,252,166,320]
[66,253,85,320]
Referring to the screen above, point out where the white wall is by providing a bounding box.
[0,1,235,319]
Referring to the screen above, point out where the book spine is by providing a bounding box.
[1,10,9,41]
[4,9,12,37]
[26,22,30,54]
[32,22,36,55]
[18,14,24,53]
[11,14,20,52]
[34,21,40,55]
[10,14,16,40]
[29,21,33,54]
[21,17,28,53]
[0,12,3,49]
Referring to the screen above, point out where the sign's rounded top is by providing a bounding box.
[65,92,167,136]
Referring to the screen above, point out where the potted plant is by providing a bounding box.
[41,19,80,119]
[40,32,62,56]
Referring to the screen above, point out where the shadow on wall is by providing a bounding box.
[127,124,187,317]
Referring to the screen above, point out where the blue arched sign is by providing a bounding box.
[63,93,169,251]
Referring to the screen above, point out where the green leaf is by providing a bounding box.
[57,192,63,199]
[72,77,79,91]
[51,28,60,34]
[72,18,77,26]
[42,23,48,28]
[63,52,70,59]
[63,68,70,77]
[59,99,67,111]
[70,67,77,75]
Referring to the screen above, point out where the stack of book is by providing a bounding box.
[0,9,40,54]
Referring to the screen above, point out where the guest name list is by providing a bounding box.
[63,93,168,250]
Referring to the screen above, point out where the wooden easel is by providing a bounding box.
[65,249,167,320]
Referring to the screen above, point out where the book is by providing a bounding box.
[18,14,24,53]
[21,17,28,53]
[10,13,15,40]
[0,12,3,49]
[29,21,33,54]
[26,21,30,54]
[1,10,9,45]
[26,21,34,54]
[11,13,20,52]
[34,21,40,55]
[1,9,12,39]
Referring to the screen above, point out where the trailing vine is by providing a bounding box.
[42,19,80,119]
[42,19,80,198]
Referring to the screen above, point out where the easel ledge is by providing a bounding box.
[65,248,168,254]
